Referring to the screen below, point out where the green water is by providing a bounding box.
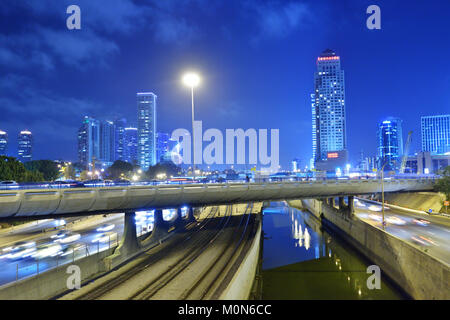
[261,202,406,300]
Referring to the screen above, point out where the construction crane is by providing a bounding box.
[400,131,413,174]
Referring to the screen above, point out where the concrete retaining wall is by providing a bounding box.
[0,248,115,300]
[218,217,262,300]
[374,192,445,213]
[299,199,449,300]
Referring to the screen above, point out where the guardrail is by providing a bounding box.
[0,176,439,191]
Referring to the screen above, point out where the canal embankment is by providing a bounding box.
[288,199,450,300]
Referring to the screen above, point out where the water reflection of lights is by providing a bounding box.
[291,213,310,250]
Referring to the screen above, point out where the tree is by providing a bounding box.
[24,160,60,181]
[63,164,76,180]
[435,166,450,201]
[146,162,182,180]
[0,156,43,182]
[107,160,134,180]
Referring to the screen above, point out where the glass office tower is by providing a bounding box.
[124,127,138,164]
[156,132,169,163]
[312,49,347,167]
[114,118,127,161]
[18,130,33,162]
[421,115,450,154]
[377,117,404,171]
[0,130,7,156]
[77,116,100,167]
[100,120,115,165]
[137,92,157,170]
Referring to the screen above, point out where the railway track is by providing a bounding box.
[128,204,237,300]
[178,203,254,300]
[74,205,223,300]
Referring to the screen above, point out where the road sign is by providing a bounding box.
[444,201,449,207]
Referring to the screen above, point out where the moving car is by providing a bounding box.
[96,223,115,232]
[0,181,19,189]
[49,180,85,188]
[113,179,131,186]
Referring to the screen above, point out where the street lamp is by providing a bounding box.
[182,72,200,182]
[379,160,392,230]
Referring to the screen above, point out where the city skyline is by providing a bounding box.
[0,1,449,169]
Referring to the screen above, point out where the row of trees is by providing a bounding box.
[0,156,44,182]
[1,156,183,183]
[435,166,450,201]
[103,160,182,180]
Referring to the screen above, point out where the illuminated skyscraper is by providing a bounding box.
[0,130,7,156]
[156,132,169,163]
[312,49,347,170]
[123,127,138,164]
[114,118,127,161]
[100,120,115,165]
[18,130,33,162]
[377,117,404,171]
[78,116,100,167]
[421,115,450,154]
[137,92,157,170]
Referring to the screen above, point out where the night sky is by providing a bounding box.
[0,0,449,169]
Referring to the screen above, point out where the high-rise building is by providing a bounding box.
[156,132,178,163]
[291,158,300,172]
[156,132,169,163]
[114,118,127,162]
[312,49,347,171]
[421,115,450,155]
[137,92,157,170]
[123,127,138,164]
[100,120,115,165]
[0,130,7,156]
[78,116,100,168]
[18,130,32,162]
[377,117,404,171]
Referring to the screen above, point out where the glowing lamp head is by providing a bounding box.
[182,72,200,88]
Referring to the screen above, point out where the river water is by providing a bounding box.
[260,201,407,300]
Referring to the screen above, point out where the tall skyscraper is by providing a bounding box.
[100,120,115,165]
[0,130,7,156]
[114,118,127,161]
[421,115,450,154]
[137,92,157,170]
[156,132,169,163]
[78,116,100,168]
[377,117,404,171]
[291,158,300,172]
[311,49,347,170]
[123,127,138,164]
[18,130,32,162]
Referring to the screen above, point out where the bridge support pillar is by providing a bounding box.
[115,211,140,255]
[174,207,186,229]
[330,198,336,208]
[150,209,171,239]
[104,211,140,270]
[186,206,196,223]
[347,196,354,217]
[338,197,346,210]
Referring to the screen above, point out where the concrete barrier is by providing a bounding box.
[374,192,445,213]
[0,248,115,300]
[218,215,262,299]
[297,199,449,300]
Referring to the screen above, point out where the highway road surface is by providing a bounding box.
[355,198,450,265]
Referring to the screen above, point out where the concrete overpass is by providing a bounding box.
[0,179,435,219]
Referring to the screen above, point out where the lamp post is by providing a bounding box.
[379,161,390,230]
[182,72,200,182]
